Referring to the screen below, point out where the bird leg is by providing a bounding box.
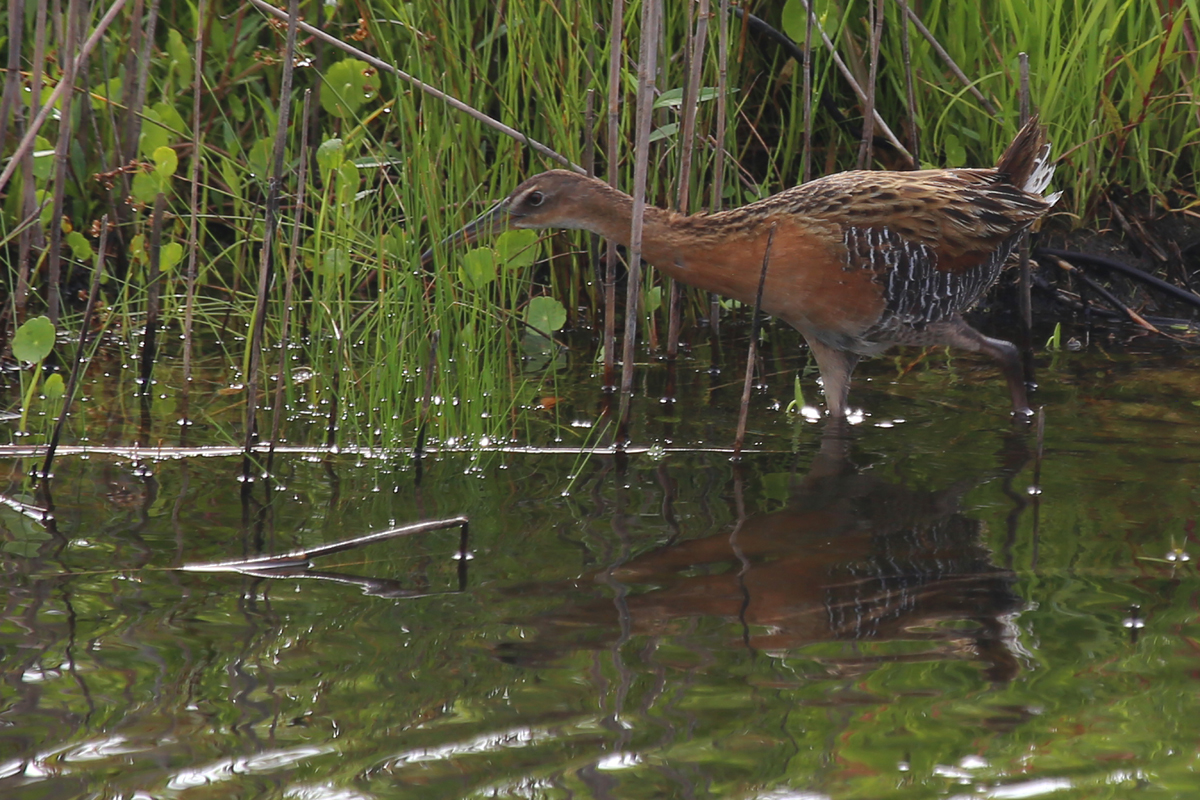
[927,316,1032,416]
[806,339,860,418]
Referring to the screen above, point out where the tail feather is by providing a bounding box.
[996,115,1059,205]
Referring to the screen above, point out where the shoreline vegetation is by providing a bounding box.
[2,0,1198,456]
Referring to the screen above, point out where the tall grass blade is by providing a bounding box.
[0,0,25,158]
[617,0,662,444]
[1017,53,1035,382]
[139,192,167,390]
[897,0,920,166]
[268,89,312,475]
[734,224,776,460]
[0,0,127,192]
[42,217,108,478]
[801,0,815,182]
[667,0,711,364]
[603,0,625,390]
[890,0,998,117]
[710,0,730,343]
[244,0,301,474]
[769,3,912,164]
[857,0,883,169]
[248,0,581,173]
[181,0,207,415]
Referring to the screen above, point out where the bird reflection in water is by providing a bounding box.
[497,423,1030,684]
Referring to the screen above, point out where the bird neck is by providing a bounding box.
[565,178,787,311]
[571,182,690,269]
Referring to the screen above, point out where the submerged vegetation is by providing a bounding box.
[1,0,1199,454]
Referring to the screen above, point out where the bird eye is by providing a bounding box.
[526,190,545,207]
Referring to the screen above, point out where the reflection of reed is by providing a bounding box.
[499,423,1028,683]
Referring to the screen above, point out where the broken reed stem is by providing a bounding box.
[890,0,998,118]
[119,0,145,164]
[666,0,711,363]
[1030,406,1046,569]
[617,0,662,444]
[583,87,596,326]
[898,0,920,166]
[244,0,300,472]
[1035,247,1200,309]
[249,0,580,174]
[267,88,312,474]
[583,87,597,327]
[1017,54,1034,374]
[583,88,596,178]
[41,216,108,479]
[710,0,730,339]
[133,0,161,152]
[786,1,912,165]
[181,516,470,574]
[413,329,441,469]
[1033,406,1046,490]
[1,0,41,202]
[733,224,776,460]
[11,0,47,323]
[1052,258,1162,334]
[45,0,83,326]
[0,0,24,158]
[801,0,815,183]
[857,0,883,169]
[603,0,624,390]
[182,0,206,412]
[138,191,167,389]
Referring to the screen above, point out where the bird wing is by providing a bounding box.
[780,168,1051,277]
[774,169,1052,329]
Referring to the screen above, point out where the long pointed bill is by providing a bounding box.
[420,200,514,268]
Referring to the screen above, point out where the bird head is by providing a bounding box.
[420,170,599,267]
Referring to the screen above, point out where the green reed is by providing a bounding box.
[2,0,1197,451]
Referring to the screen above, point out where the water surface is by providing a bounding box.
[2,333,1198,799]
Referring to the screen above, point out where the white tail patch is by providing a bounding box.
[1024,143,1060,205]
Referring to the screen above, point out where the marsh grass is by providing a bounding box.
[2,0,1197,452]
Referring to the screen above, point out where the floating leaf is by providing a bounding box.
[760,472,792,503]
[131,171,159,204]
[780,0,809,44]
[381,229,407,259]
[12,316,55,363]
[66,231,93,261]
[526,295,566,334]
[166,28,194,91]
[35,190,54,226]
[151,101,187,137]
[316,138,345,176]
[336,161,360,207]
[943,134,967,168]
[139,107,170,158]
[129,233,148,264]
[319,247,351,278]
[0,503,50,557]
[32,136,54,181]
[153,145,178,180]
[496,229,539,270]
[459,248,497,290]
[248,138,273,180]
[43,373,65,400]
[90,76,122,111]
[644,285,663,314]
[160,242,184,272]
[320,58,376,119]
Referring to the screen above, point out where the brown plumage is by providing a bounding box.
[424,116,1059,417]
